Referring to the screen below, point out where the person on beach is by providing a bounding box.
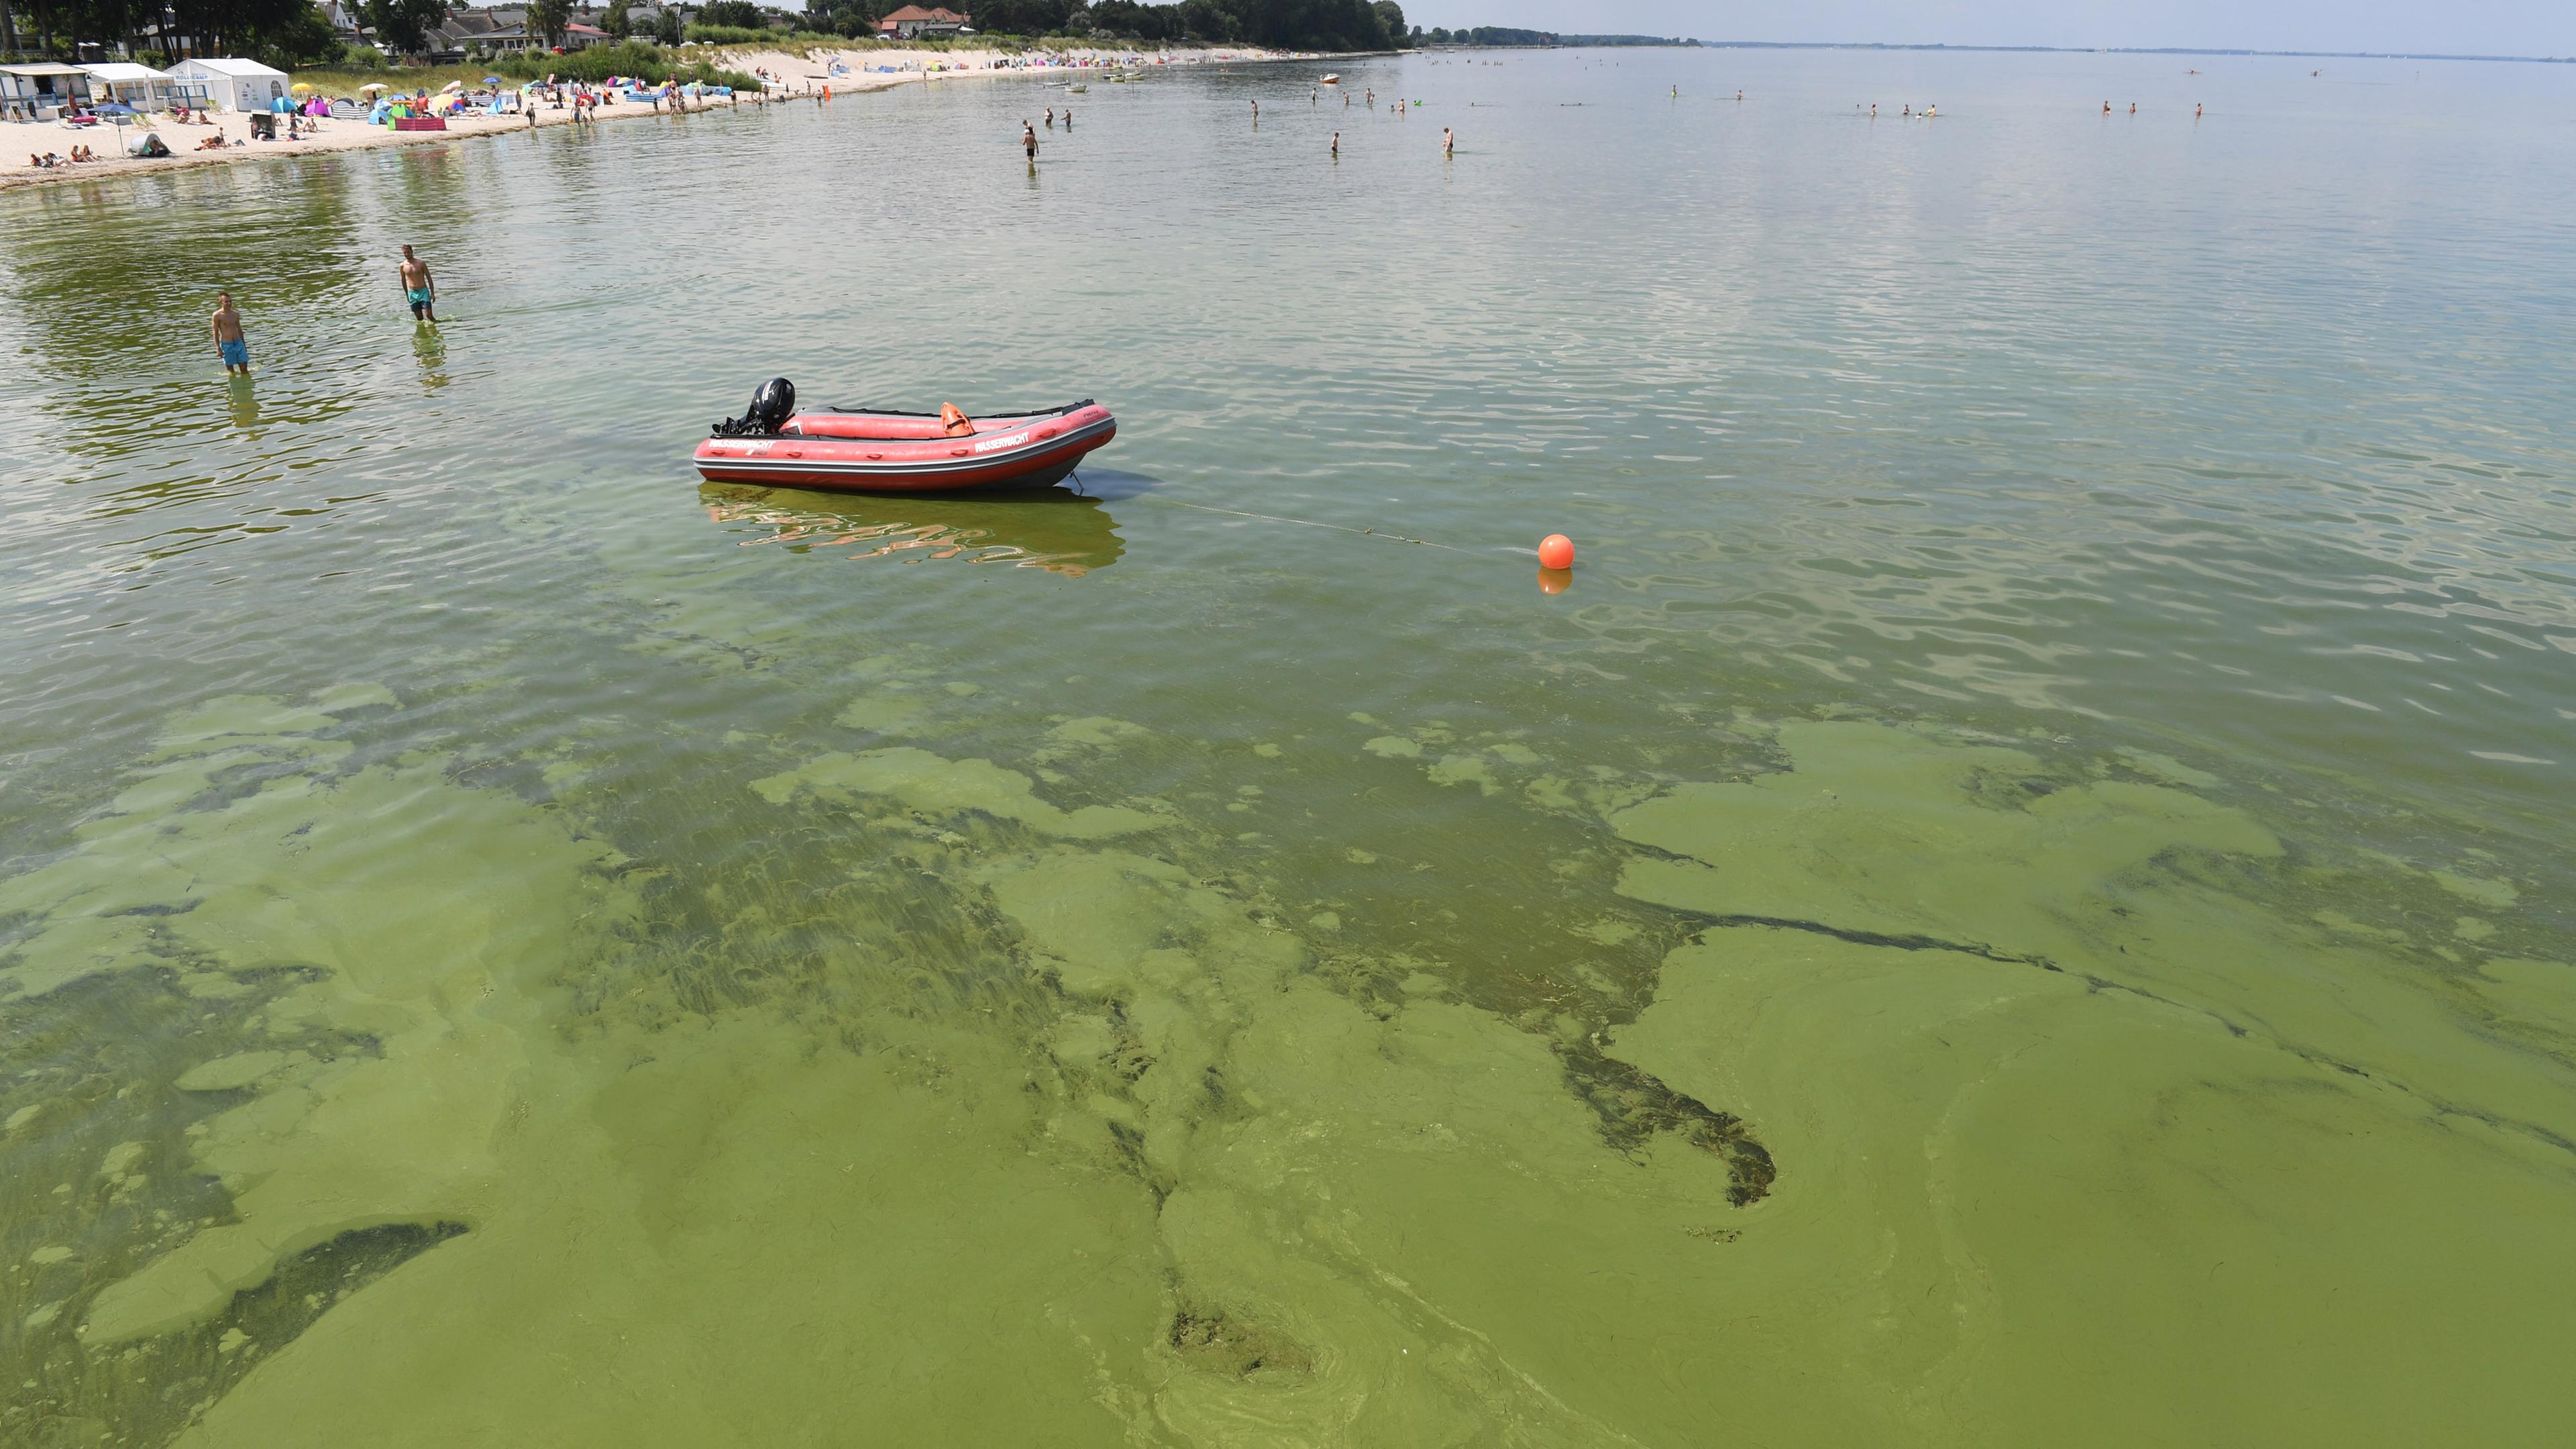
[399,246,437,323]
[212,292,249,375]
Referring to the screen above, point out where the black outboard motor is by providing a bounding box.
[712,377,796,437]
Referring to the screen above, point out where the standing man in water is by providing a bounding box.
[211,292,249,375]
[1442,127,1454,156]
[1023,121,1038,161]
[399,245,437,323]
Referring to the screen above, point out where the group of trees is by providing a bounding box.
[0,0,1430,64]
[978,0,1405,48]
[5,0,338,62]
[1415,25,1552,46]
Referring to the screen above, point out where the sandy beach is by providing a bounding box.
[0,43,1308,193]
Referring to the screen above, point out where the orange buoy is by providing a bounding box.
[1538,533,1575,570]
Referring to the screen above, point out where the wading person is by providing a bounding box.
[211,292,250,375]
[399,245,437,323]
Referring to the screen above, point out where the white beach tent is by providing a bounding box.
[81,62,182,112]
[167,58,293,113]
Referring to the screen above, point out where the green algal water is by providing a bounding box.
[3,45,2572,1448]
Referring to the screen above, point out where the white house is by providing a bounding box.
[167,58,295,113]
[81,62,184,112]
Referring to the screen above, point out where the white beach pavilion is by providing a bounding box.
[1,62,94,121]
[81,62,184,113]
[166,58,294,113]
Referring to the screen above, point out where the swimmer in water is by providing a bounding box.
[1442,126,1454,156]
[2104,100,2112,114]
[2195,103,2204,118]
[1331,131,1339,157]
[1251,99,1258,118]
[2129,102,2137,115]
[1044,107,1053,127]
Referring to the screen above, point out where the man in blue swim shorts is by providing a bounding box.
[211,291,249,374]
[398,244,437,323]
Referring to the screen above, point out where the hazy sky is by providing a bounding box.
[1409,2,2576,56]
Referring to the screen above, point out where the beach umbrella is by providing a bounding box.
[290,82,313,93]
[360,83,389,95]
[483,76,502,85]
[92,100,139,137]
[441,80,463,92]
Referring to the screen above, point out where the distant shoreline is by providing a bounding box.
[0,44,1316,195]
[1688,42,2573,66]
[1435,38,2571,65]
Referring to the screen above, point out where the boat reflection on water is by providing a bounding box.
[698,482,1124,577]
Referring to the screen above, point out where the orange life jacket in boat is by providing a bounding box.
[941,403,974,437]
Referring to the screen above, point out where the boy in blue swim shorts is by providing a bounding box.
[398,244,437,323]
[211,292,249,374]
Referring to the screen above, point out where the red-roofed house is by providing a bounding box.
[877,6,970,38]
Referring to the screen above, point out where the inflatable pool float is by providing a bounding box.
[694,380,1116,494]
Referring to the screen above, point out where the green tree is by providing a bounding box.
[696,0,763,26]
[653,5,680,43]
[364,0,449,56]
[602,1,629,37]
[1372,1,1399,44]
[527,0,569,45]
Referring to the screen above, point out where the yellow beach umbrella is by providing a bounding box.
[290,82,313,93]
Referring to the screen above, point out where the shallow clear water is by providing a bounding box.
[2,47,2572,1446]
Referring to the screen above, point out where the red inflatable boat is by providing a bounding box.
[693,400,1117,494]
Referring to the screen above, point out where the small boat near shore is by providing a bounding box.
[694,385,1116,494]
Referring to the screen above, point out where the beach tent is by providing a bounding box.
[167,58,293,114]
[80,62,179,112]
